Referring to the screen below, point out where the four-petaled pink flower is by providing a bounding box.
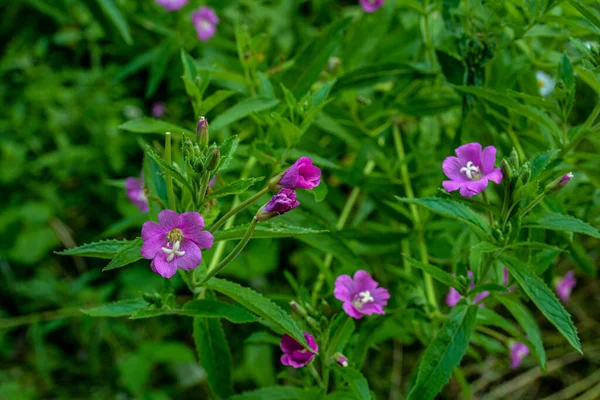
[360,0,385,13]
[280,332,318,368]
[156,0,188,11]
[141,210,214,278]
[510,342,530,369]
[445,271,489,307]
[334,270,390,319]
[192,7,219,42]
[442,142,502,198]
[256,189,300,221]
[279,157,321,190]
[555,270,576,302]
[126,175,149,213]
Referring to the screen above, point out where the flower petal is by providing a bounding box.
[176,240,202,270]
[141,234,166,259]
[158,210,182,230]
[343,302,363,319]
[150,253,179,278]
[442,156,468,181]
[280,334,302,354]
[304,332,319,353]
[481,146,498,174]
[445,287,462,307]
[353,270,378,291]
[455,142,483,166]
[442,180,464,193]
[485,168,503,185]
[459,178,489,197]
[333,275,355,302]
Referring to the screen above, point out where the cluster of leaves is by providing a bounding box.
[2,0,600,399]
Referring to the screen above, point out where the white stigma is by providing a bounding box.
[162,240,185,262]
[460,161,481,180]
[200,20,212,31]
[341,360,348,367]
[353,290,374,310]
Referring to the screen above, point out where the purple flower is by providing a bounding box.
[442,143,503,198]
[360,0,385,13]
[555,270,576,302]
[141,210,214,278]
[256,189,300,221]
[510,342,530,369]
[503,267,509,286]
[192,7,219,42]
[156,0,188,11]
[559,172,573,185]
[209,177,216,188]
[151,102,165,118]
[279,157,321,190]
[335,353,349,367]
[280,332,318,368]
[445,271,489,307]
[126,175,149,213]
[334,270,390,319]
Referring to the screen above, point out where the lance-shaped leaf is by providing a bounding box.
[523,212,600,239]
[193,317,233,399]
[104,237,144,271]
[56,239,130,259]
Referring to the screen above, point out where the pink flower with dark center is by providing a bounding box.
[334,270,390,319]
[279,157,321,190]
[555,270,576,302]
[156,0,188,11]
[192,7,219,42]
[126,175,149,212]
[152,102,166,118]
[445,271,489,307]
[280,332,318,368]
[360,0,385,13]
[141,210,214,278]
[510,342,530,369]
[256,189,300,221]
[442,143,503,198]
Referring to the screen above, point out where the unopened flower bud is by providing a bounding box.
[546,172,573,194]
[289,300,307,317]
[197,116,209,147]
[256,189,300,221]
[500,159,512,182]
[207,147,220,171]
[509,148,520,169]
[519,169,530,185]
[334,353,349,367]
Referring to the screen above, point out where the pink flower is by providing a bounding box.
[334,270,390,319]
[360,0,385,13]
[559,172,573,185]
[152,102,165,118]
[280,332,318,368]
[442,143,503,198]
[445,271,489,307]
[555,270,576,302]
[279,157,321,190]
[126,175,149,213]
[192,7,219,42]
[335,353,349,367]
[156,0,188,11]
[510,342,530,369]
[141,210,214,278]
[256,189,300,221]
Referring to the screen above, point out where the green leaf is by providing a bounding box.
[501,255,581,353]
[103,237,143,271]
[178,300,258,323]
[523,212,600,239]
[145,145,195,199]
[569,0,600,31]
[217,135,239,171]
[407,303,478,400]
[56,239,129,259]
[334,62,419,92]
[495,295,547,370]
[396,197,490,235]
[210,98,280,132]
[280,17,350,98]
[204,278,309,348]
[81,299,147,317]
[201,90,237,115]
[455,86,563,140]
[95,0,132,45]
[513,181,539,202]
[558,53,575,89]
[336,367,372,400]
[278,118,303,148]
[214,223,328,242]
[403,256,465,291]
[207,177,265,200]
[193,317,233,399]
[530,150,560,179]
[119,117,193,136]
[476,307,523,339]
[146,39,175,98]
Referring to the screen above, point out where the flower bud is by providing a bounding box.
[500,159,512,182]
[256,189,300,221]
[509,148,520,169]
[197,116,209,147]
[207,147,220,171]
[334,353,349,367]
[546,172,573,194]
[289,300,308,317]
[519,169,530,185]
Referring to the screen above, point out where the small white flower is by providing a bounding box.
[536,71,555,97]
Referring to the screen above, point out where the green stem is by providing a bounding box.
[197,172,211,207]
[310,161,376,306]
[165,132,176,211]
[582,97,600,133]
[507,128,525,162]
[308,363,325,389]
[481,190,494,227]
[200,217,257,284]
[209,185,269,233]
[394,124,437,311]
[519,191,546,217]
